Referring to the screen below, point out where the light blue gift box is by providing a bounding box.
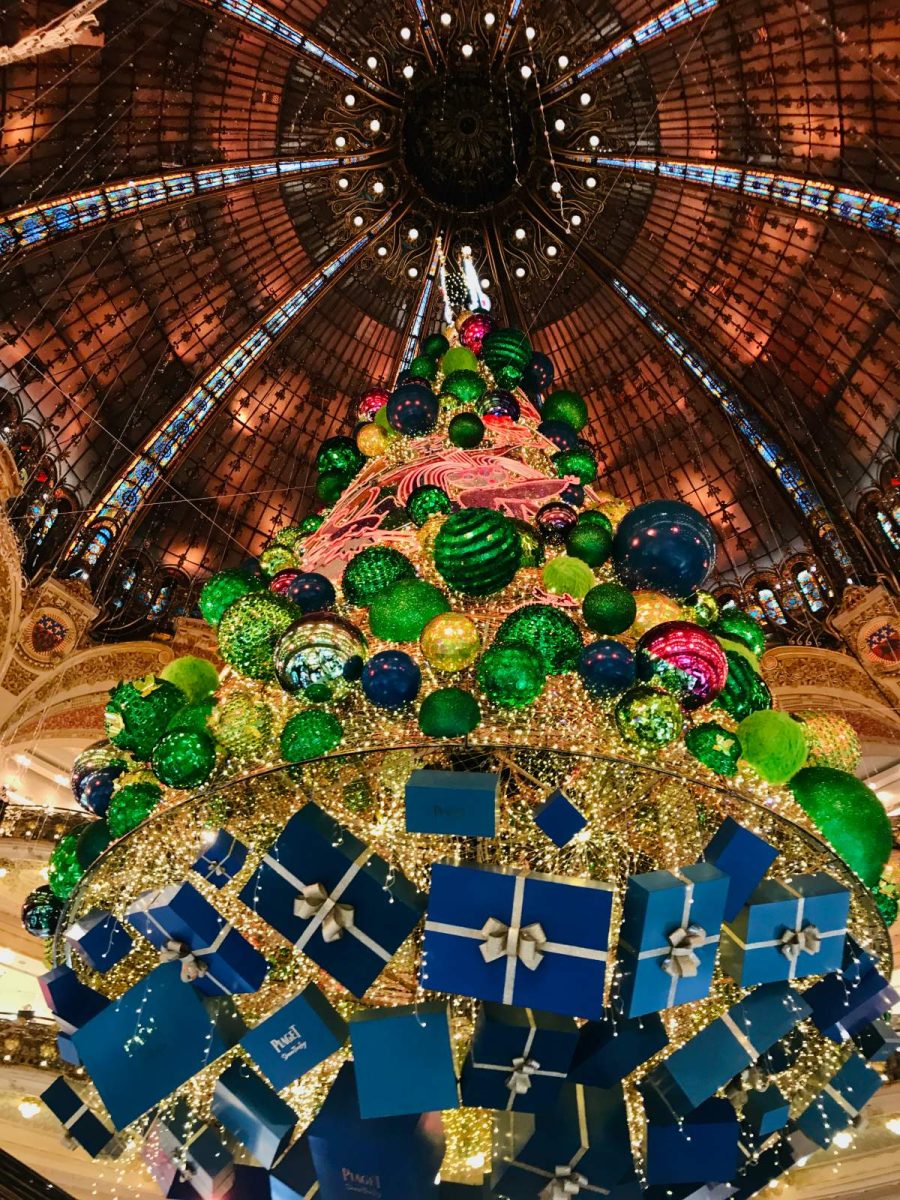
[720,873,849,987]
[241,982,347,1090]
[616,863,729,1017]
[64,909,132,974]
[405,769,498,836]
[791,1052,881,1148]
[702,817,778,921]
[350,1001,459,1118]
[212,1061,297,1169]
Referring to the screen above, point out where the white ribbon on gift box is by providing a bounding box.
[505,1087,610,1197]
[721,881,845,980]
[424,873,608,1005]
[63,1101,89,1130]
[132,895,235,993]
[198,836,242,880]
[469,1008,569,1111]
[822,1080,864,1121]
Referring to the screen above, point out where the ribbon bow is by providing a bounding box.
[662,923,707,979]
[159,939,208,983]
[779,924,821,962]
[294,882,356,943]
[506,1056,540,1094]
[541,1167,588,1198]
[479,917,547,969]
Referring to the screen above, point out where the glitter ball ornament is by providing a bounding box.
[684,591,719,628]
[449,412,485,448]
[421,612,481,672]
[77,765,125,818]
[422,332,450,359]
[200,569,265,625]
[578,640,636,697]
[272,524,305,550]
[105,678,187,759]
[299,514,325,535]
[260,545,295,577]
[566,522,612,568]
[872,879,899,927]
[75,820,111,870]
[538,420,578,452]
[441,345,479,374]
[269,568,304,596]
[459,312,495,354]
[799,712,862,773]
[790,767,892,887]
[553,447,597,485]
[524,350,554,394]
[361,650,422,709]
[217,592,299,681]
[407,354,438,381]
[387,382,440,435]
[482,390,520,421]
[214,694,273,756]
[22,885,63,938]
[477,643,546,708]
[433,508,522,596]
[583,583,636,635]
[443,370,487,406]
[512,520,545,568]
[370,578,450,643]
[72,742,127,797]
[495,604,583,674]
[357,422,390,457]
[542,554,595,600]
[613,500,716,597]
[615,685,684,747]
[152,730,217,788]
[535,502,578,544]
[630,591,684,638]
[418,687,481,737]
[48,833,83,899]
[736,710,808,784]
[713,608,766,657]
[407,484,453,527]
[481,328,532,387]
[577,509,613,534]
[280,710,344,762]
[358,386,390,421]
[166,699,214,735]
[541,389,588,432]
[685,722,742,775]
[161,655,219,704]
[316,437,366,478]
[274,614,366,700]
[343,546,416,606]
[635,621,728,711]
[714,650,772,721]
[285,571,337,613]
[107,781,163,839]
[316,469,351,506]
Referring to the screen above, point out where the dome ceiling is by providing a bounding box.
[0,0,897,607]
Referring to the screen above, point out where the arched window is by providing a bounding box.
[756,587,787,625]
[794,567,826,612]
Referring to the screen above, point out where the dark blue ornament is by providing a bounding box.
[538,420,578,452]
[578,640,636,697]
[76,765,126,818]
[560,482,585,508]
[361,650,421,710]
[612,500,717,598]
[285,572,337,613]
[535,502,578,545]
[21,885,63,938]
[240,557,265,581]
[482,390,520,421]
[387,383,439,436]
[395,369,417,386]
[525,351,554,395]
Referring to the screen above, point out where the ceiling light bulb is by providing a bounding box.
[18,1101,40,1120]
[373,180,385,193]
[338,176,349,189]
[402,63,415,78]
[462,244,472,254]
[514,227,526,239]
[526,26,535,40]
[408,228,419,240]
[551,180,562,193]
[370,118,381,132]
[885,1118,900,1135]
[353,215,364,226]
[571,213,582,226]
[515,266,526,277]
[462,43,474,58]
[335,135,346,147]
[344,92,356,106]
[400,25,411,39]
[580,91,591,106]
[440,11,452,25]
[520,64,532,79]
[408,266,419,277]
[546,244,558,256]
[377,245,388,256]
[833,1131,853,1150]
[484,12,495,26]
[589,134,599,147]
[554,118,565,132]
[366,55,378,69]
[558,54,569,68]
[586,175,597,188]
[480,277,490,288]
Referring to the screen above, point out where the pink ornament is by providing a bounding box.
[459,313,495,355]
[358,386,390,421]
[635,620,728,710]
[269,569,303,596]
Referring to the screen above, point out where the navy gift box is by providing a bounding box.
[644,1097,739,1185]
[212,1061,297,1169]
[805,958,899,1041]
[72,961,244,1129]
[41,1077,114,1158]
[241,982,347,1090]
[405,769,499,836]
[422,862,612,1019]
[57,1032,81,1066]
[533,790,587,848]
[126,881,267,996]
[742,1085,789,1138]
[792,1052,882,1148]
[568,1008,668,1088]
[733,1136,794,1200]
[853,1017,900,1062]
[192,830,249,889]
[151,1099,234,1200]
[239,802,426,998]
[460,1003,578,1113]
[641,982,811,1118]
[39,964,108,1034]
[720,874,849,986]
[702,817,778,922]
[616,863,729,1016]
[65,909,133,974]
[439,1184,488,1197]
[350,1001,459,1118]
[227,1166,273,1200]
[308,1062,444,1200]
[269,1134,319,1200]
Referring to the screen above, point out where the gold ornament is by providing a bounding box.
[629,590,684,638]
[357,423,390,458]
[420,612,481,672]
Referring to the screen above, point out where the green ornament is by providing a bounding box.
[199,569,266,626]
[418,687,481,737]
[280,709,343,762]
[75,820,110,869]
[259,545,295,578]
[583,583,636,635]
[441,345,479,374]
[433,508,522,596]
[342,546,416,606]
[477,643,546,707]
[315,435,366,477]
[448,412,485,448]
[542,389,588,432]
[495,604,583,674]
[684,591,719,628]
[107,781,163,839]
[407,355,438,381]
[713,651,772,721]
[105,677,187,760]
[577,510,613,536]
[685,721,743,775]
[299,514,325,535]
[48,833,83,900]
[481,328,532,388]
[716,636,761,674]
[152,729,217,788]
[790,767,892,887]
[422,332,450,358]
[443,370,486,405]
[615,685,684,747]
[713,608,766,658]
[542,554,595,600]
[214,694,273,756]
[737,710,808,784]
[369,578,450,642]
[21,885,63,938]
[373,405,391,431]
[161,655,219,703]
[553,447,597,486]
[166,698,215,735]
[316,469,351,506]
[512,520,545,568]
[872,878,899,927]
[272,524,306,550]
[406,484,453,527]
[217,592,298,681]
[566,523,611,567]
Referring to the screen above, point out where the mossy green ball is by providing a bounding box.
[280,709,344,762]
[582,583,637,635]
[449,412,485,448]
[441,346,480,374]
[542,554,595,600]
[418,687,481,737]
[161,655,220,703]
[542,389,588,432]
[553,447,597,485]
[369,578,450,642]
[737,710,808,784]
[566,523,612,567]
[790,766,892,887]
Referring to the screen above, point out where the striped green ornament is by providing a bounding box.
[433,507,522,596]
[481,328,532,388]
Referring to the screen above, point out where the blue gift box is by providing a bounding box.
[568,1008,668,1088]
[642,1187,737,1200]
[126,881,267,997]
[533,790,587,848]
[641,983,812,1118]
[733,1136,794,1200]
[350,1001,459,1118]
[269,1135,319,1200]
[39,964,108,1034]
[241,982,347,1090]
[41,1077,114,1158]
[422,862,612,1020]
[616,863,729,1017]
[72,961,244,1129]
[644,1097,739,1185]
[192,830,249,889]
[853,1017,900,1062]
[405,769,498,836]
[805,959,899,1041]
[227,1166,272,1200]
[741,1085,789,1138]
[238,802,426,998]
[57,1032,81,1066]
[460,1003,578,1113]
[792,1052,882,1148]
[65,908,133,974]
[720,873,849,987]
[308,1062,444,1200]
[212,1061,297,1168]
[840,935,876,981]
[702,817,778,922]
[155,1099,234,1200]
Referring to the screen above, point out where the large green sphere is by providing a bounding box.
[299,514,325,535]
[280,710,344,762]
[737,710,808,784]
[441,345,479,374]
[481,328,532,388]
[166,698,215,735]
[107,781,163,839]
[152,730,218,788]
[542,389,588,432]
[789,767,892,887]
[418,687,481,737]
[583,583,636,635]
[448,412,485,448]
[315,435,365,477]
[75,820,111,869]
[422,332,450,359]
[160,655,219,703]
[713,608,766,658]
[477,643,546,707]
[48,833,83,899]
[214,693,274,756]
[105,678,187,760]
[577,510,613,536]
[495,604,583,674]
[615,686,684,747]
[434,508,522,596]
[217,593,298,681]
[342,546,416,606]
[199,569,265,626]
[566,523,611,567]
[407,354,438,382]
[714,650,772,721]
[407,484,453,527]
[553,448,597,486]
[443,370,487,405]
[369,578,450,642]
[316,469,352,506]
[685,722,742,776]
